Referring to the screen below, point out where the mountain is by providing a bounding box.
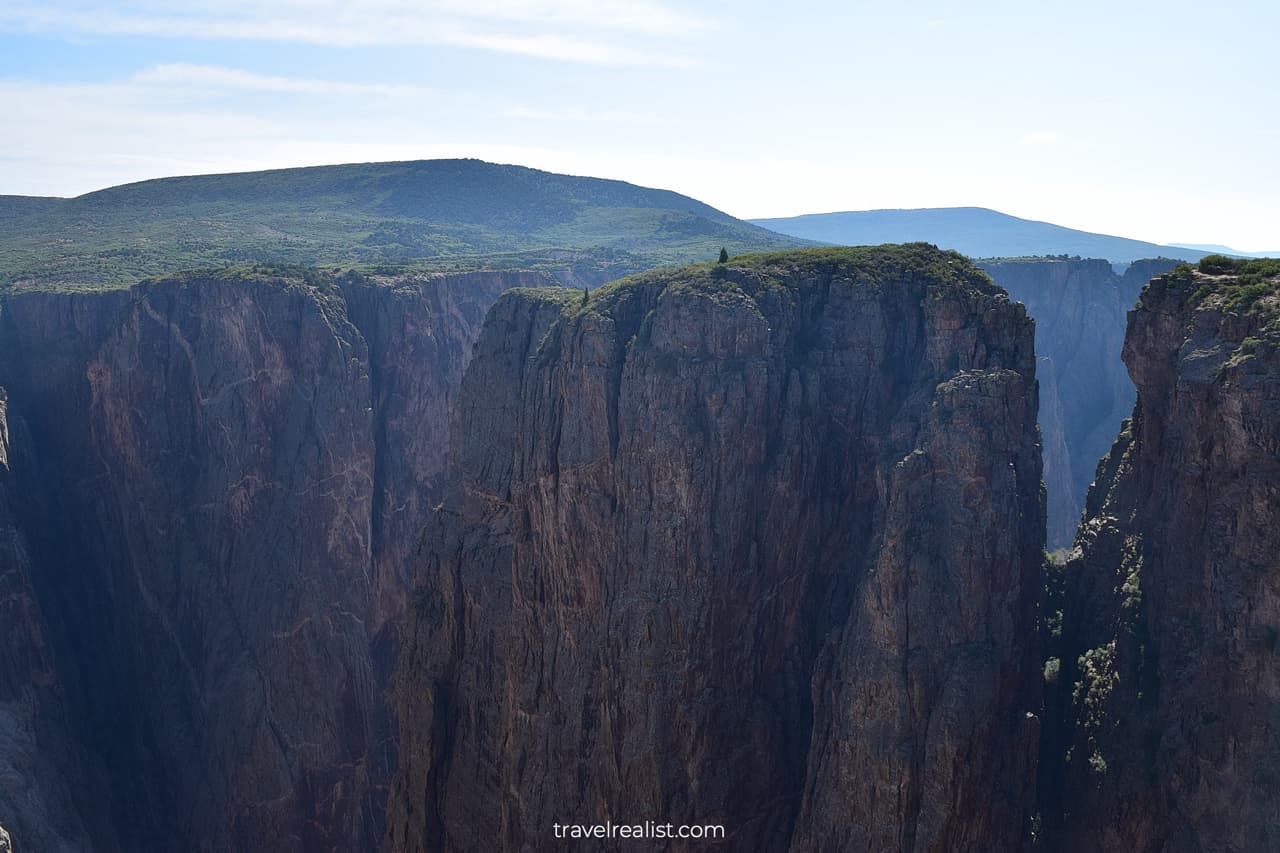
[1041,256,1280,851]
[751,207,1208,264]
[0,160,808,290]
[0,196,62,223]
[388,245,1044,852]
[1169,242,1280,258]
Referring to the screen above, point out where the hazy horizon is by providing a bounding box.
[2,0,1276,251]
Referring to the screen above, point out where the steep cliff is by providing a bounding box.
[979,258,1180,548]
[0,389,100,853]
[388,245,1045,852]
[0,268,541,851]
[1042,259,1280,851]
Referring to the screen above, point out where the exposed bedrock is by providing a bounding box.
[387,246,1046,852]
[0,269,543,851]
[1042,265,1280,851]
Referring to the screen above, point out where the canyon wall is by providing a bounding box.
[0,269,540,851]
[387,246,1046,852]
[1041,264,1280,851]
[3,247,1273,853]
[0,388,102,852]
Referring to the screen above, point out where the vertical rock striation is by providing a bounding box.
[0,268,543,851]
[388,245,1045,852]
[1043,263,1280,851]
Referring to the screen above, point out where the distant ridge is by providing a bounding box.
[751,207,1210,264]
[1169,243,1280,258]
[0,159,809,289]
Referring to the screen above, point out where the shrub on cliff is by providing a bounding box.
[1198,254,1241,276]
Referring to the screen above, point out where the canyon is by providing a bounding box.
[979,258,1180,547]
[0,244,1274,852]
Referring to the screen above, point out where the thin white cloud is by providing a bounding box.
[436,26,691,67]
[132,63,436,97]
[430,0,708,36]
[503,104,656,123]
[0,0,705,66]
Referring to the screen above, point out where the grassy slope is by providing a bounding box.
[0,159,809,290]
[0,196,63,223]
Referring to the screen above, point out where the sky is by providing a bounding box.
[1,0,1277,250]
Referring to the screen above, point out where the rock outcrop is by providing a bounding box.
[1041,261,1280,851]
[0,268,542,851]
[387,245,1045,852]
[980,258,1180,548]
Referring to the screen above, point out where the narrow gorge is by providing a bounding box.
[979,258,1180,548]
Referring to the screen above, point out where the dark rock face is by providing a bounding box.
[0,389,98,852]
[0,270,541,851]
[338,272,542,665]
[1042,268,1280,851]
[11,243,1264,852]
[387,246,1045,852]
[980,258,1180,549]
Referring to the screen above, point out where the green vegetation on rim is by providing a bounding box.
[0,159,809,291]
[1195,254,1280,281]
[561,243,1002,323]
[1162,254,1280,322]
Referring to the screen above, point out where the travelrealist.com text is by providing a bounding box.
[552,821,726,841]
